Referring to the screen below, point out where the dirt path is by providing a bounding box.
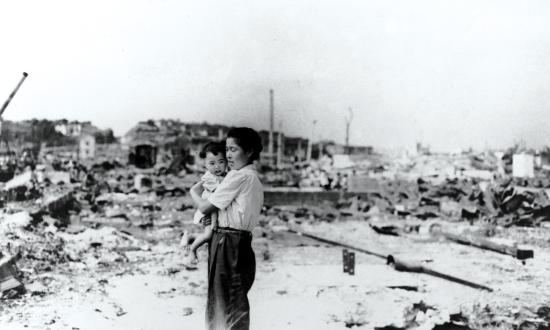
[1,220,550,329]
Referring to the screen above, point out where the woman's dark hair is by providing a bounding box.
[227,127,263,163]
[199,141,227,159]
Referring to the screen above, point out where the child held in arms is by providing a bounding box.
[181,141,227,264]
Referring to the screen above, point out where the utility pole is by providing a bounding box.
[306,119,317,162]
[317,134,323,160]
[297,139,303,162]
[268,89,274,166]
[277,121,283,168]
[345,107,353,154]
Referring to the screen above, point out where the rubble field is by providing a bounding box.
[2,152,550,329]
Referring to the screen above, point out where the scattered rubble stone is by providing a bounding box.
[182,307,193,316]
[2,145,550,329]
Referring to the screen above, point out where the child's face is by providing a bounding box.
[204,152,227,176]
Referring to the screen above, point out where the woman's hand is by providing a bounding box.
[191,181,204,194]
[189,181,217,215]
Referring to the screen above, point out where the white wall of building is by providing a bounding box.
[79,134,96,159]
[513,154,534,178]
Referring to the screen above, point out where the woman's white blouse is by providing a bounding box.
[207,164,263,231]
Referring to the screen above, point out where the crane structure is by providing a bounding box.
[0,72,29,150]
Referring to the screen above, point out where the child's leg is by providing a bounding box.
[190,212,216,261]
[188,226,213,263]
[180,231,192,248]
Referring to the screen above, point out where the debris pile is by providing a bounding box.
[2,140,550,329]
[0,152,200,305]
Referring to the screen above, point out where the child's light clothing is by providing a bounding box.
[207,164,263,231]
[193,171,224,224]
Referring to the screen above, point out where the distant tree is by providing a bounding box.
[27,119,72,146]
[94,129,116,144]
[94,132,104,144]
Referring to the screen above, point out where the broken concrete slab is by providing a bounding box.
[0,253,25,297]
[40,189,75,223]
[440,199,462,217]
[0,212,33,236]
[45,171,71,185]
[134,174,153,191]
[3,171,33,190]
[26,281,47,297]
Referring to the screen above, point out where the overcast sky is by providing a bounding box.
[1,0,549,152]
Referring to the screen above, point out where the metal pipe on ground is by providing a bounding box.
[286,227,493,292]
[427,222,534,260]
[441,231,533,261]
[386,255,493,292]
[286,228,386,259]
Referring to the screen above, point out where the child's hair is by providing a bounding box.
[226,127,263,163]
[199,141,227,159]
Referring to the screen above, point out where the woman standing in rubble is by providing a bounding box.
[189,127,263,330]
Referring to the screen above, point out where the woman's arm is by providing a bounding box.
[190,181,218,215]
[210,211,218,231]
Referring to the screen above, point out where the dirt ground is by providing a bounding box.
[2,193,550,330]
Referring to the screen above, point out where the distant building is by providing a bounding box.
[55,121,94,137]
[258,130,311,163]
[343,145,373,155]
[122,120,191,169]
[283,136,308,162]
[2,120,32,144]
[513,154,534,178]
[55,122,80,136]
[54,123,68,136]
[535,151,542,169]
[416,142,430,155]
[320,141,372,157]
[184,122,227,139]
[40,145,78,161]
[79,134,95,160]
